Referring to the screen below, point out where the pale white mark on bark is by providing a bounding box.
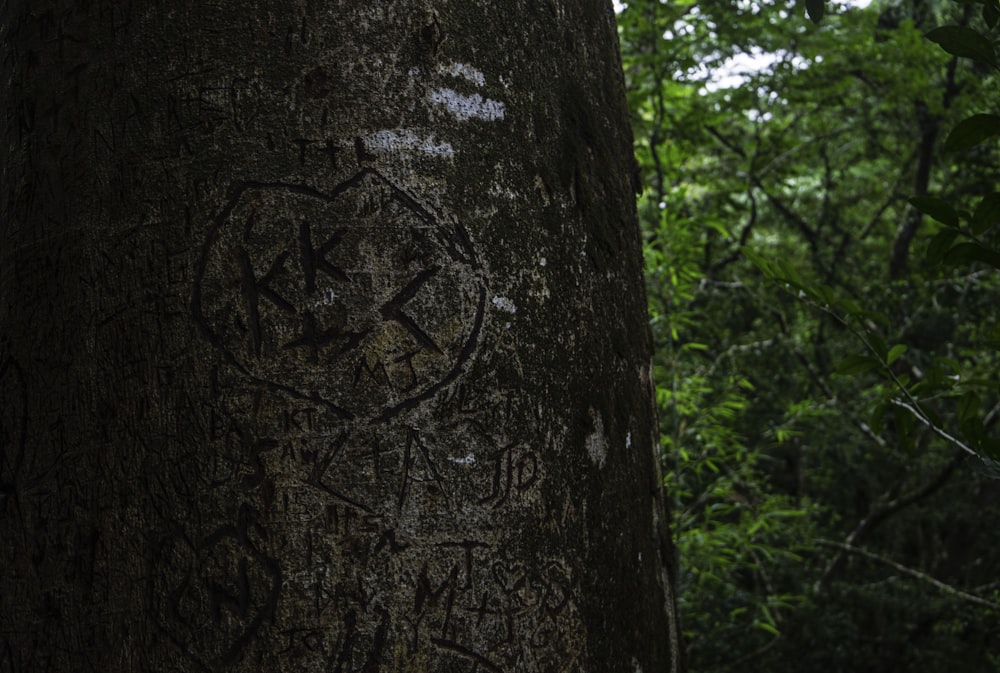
[534,175,551,205]
[362,129,454,157]
[626,431,632,449]
[439,62,486,87]
[429,88,506,121]
[586,407,608,468]
[449,453,476,465]
[491,296,517,313]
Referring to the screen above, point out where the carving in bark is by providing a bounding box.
[1,2,680,671]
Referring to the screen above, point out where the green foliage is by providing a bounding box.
[620,0,1000,669]
[926,25,998,65]
[943,113,1000,151]
[807,0,827,22]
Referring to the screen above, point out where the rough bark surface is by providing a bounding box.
[1,2,679,672]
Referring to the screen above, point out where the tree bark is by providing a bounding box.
[1,2,679,672]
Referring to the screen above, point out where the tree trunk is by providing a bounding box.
[0,2,680,671]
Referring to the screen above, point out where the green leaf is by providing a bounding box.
[769,509,807,519]
[942,242,977,264]
[706,219,732,239]
[958,390,981,423]
[861,309,891,327]
[833,297,863,315]
[943,242,1000,269]
[834,354,881,376]
[961,417,985,449]
[743,248,776,278]
[886,344,907,365]
[925,229,960,265]
[972,192,1000,235]
[982,437,1000,461]
[806,0,825,23]
[893,405,917,453]
[757,621,781,636]
[909,196,960,227]
[870,401,890,433]
[986,2,1000,29]
[944,114,1000,153]
[868,333,889,360]
[975,456,1000,478]
[775,259,805,288]
[937,357,963,375]
[925,26,998,66]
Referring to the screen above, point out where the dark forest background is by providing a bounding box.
[619,0,1000,670]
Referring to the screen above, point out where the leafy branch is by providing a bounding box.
[744,245,1000,463]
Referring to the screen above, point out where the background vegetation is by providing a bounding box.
[618,0,1000,670]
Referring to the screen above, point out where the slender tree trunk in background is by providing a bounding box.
[1,2,679,671]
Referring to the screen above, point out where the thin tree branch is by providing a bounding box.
[811,300,983,461]
[889,398,979,458]
[817,540,1000,612]
[814,452,966,591]
[710,187,758,275]
[718,633,783,672]
[889,51,963,279]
